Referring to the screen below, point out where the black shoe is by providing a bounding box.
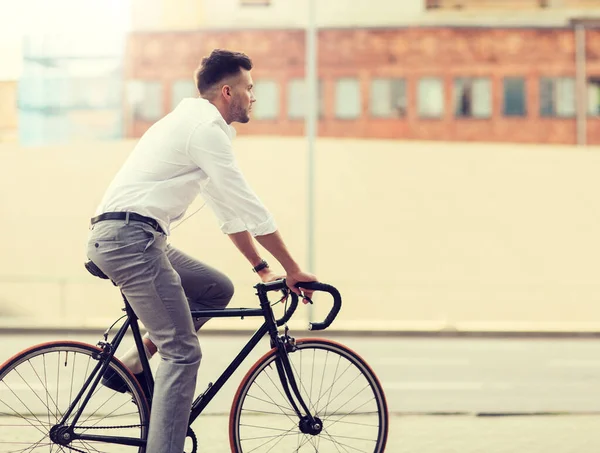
[102,368,151,399]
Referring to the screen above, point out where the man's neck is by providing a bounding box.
[202,96,231,124]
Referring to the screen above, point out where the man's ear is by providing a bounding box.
[222,84,232,101]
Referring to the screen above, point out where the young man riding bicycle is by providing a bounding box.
[86,49,317,453]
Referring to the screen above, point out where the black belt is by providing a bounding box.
[91,212,164,234]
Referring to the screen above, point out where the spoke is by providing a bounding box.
[242,429,300,443]
[0,409,53,425]
[310,349,315,412]
[6,433,50,453]
[0,380,49,437]
[315,350,329,415]
[75,356,92,418]
[245,425,299,453]
[289,359,316,415]
[323,411,379,418]
[42,354,54,433]
[317,375,367,419]
[296,427,302,452]
[319,428,344,453]
[245,394,296,415]
[319,428,349,453]
[2,440,53,453]
[318,429,368,453]
[315,349,330,452]
[323,432,378,443]
[55,351,60,425]
[267,428,312,453]
[75,386,121,427]
[69,354,77,414]
[14,366,59,421]
[76,439,107,453]
[320,418,379,428]
[241,408,297,417]
[77,397,134,434]
[324,397,378,431]
[252,366,298,426]
[308,355,351,416]
[295,432,319,452]
[240,424,299,433]
[22,436,52,453]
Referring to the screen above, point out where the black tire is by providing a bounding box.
[229,338,389,452]
[0,341,150,452]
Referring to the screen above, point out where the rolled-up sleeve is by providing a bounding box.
[187,122,277,236]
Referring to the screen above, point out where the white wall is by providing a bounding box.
[2,137,600,332]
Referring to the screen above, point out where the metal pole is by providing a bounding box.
[575,23,587,146]
[306,0,317,321]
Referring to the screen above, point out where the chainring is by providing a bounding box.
[185,426,198,453]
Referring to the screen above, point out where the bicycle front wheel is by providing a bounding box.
[0,341,150,453]
[229,338,389,453]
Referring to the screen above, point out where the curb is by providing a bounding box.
[1,325,600,338]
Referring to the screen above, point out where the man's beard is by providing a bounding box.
[230,99,250,124]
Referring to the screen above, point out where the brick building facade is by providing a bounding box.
[125,25,600,144]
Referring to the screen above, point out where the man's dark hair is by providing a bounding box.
[194,49,253,96]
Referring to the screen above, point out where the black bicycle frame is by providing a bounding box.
[63,282,313,448]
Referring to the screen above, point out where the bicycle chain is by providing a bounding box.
[76,423,146,429]
[58,424,146,453]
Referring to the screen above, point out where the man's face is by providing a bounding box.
[228,69,256,124]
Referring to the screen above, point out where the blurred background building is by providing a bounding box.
[3,0,600,145]
[18,34,124,145]
[122,0,600,144]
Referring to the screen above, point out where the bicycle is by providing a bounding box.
[0,260,389,452]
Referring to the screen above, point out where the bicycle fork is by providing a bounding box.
[273,335,323,436]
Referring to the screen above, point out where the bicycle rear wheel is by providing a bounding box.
[229,338,388,453]
[0,341,149,452]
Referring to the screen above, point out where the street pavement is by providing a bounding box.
[185,414,600,453]
[2,333,600,451]
[3,332,600,414]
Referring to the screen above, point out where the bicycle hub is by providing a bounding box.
[49,425,74,446]
[299,416,323,435]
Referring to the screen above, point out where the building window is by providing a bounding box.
[252,80,279,120]
[418,77,444,118]
[454,77,491,118]
[370,78,407,118]
[127,80,162,122]
[287,78,324,119]
[172,80,197,110]
[503,77,526,117]
[540,77,575,117]
[587,78,600,116]
[335,78,361,119]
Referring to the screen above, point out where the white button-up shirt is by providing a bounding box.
[95,97,277,236]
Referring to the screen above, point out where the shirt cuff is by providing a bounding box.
[247,216,277,237]
[220,218,247,234]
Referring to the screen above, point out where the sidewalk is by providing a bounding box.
[2,317,600,338]
[185,414,599,452]
[2,412,598,451]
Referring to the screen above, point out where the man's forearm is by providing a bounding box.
[228,231,264,268]
[254,231,300,273]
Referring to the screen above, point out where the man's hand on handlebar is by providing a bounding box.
[285,270,318,304]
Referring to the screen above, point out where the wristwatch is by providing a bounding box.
[253,259,269,273]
